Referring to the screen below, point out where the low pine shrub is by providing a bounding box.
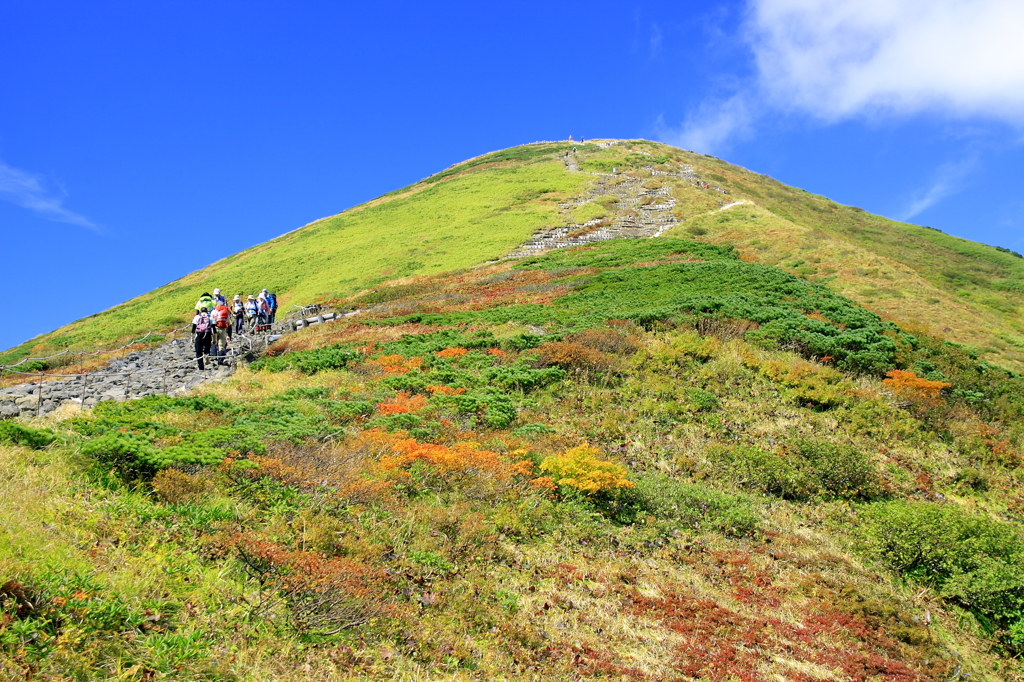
[82,433,225,478]
[0,421,56,449]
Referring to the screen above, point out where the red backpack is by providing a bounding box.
[213,305,230,328]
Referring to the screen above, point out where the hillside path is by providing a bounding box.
[506,145,734,258]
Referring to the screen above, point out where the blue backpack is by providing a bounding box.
[267,293,277,309]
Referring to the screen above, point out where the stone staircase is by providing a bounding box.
[506,149,731,259]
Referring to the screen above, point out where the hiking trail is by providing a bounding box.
[506,144,733,258]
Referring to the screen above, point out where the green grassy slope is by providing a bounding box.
[6,238,1024,679]
[7,138,1024,375]
[1,144,588,364]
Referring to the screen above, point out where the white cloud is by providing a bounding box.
[655,94,754,155]
[748,0,1024,121]
[0,159,100,232]
[900,156,977,220]
[657,0,1024,155]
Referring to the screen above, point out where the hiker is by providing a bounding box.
[194,291,214,313]
[244,295,259,333]
[267,291,278,324]
[212,288,227,307]
[212,300,232,362]
[569,135,573,141]
[192,307,213,370]
[232,295,245,333]
[257,292,272,331]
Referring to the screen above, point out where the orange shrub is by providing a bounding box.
[536,341,613,373]
[883,370,950,398]
[376,391,428,415]
[365,354,423,374]
[487,348,506,357]
[435,347,469,359]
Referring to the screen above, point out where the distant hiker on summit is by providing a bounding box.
[191,307,213,370]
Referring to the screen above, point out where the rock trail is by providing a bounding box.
[0,307,351,419]
[506,144,732,258]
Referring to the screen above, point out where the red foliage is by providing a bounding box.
[376,391,428,415]
[228,533,395,635]
[623,587,923,682]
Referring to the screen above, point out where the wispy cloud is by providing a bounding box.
[654,94,753,156]
[657,0,1024,155]
[0,159,100,232]
[649,23,663,58]
[749,0,1024,122]
[900,157,977,220]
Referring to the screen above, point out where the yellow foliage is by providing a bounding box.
[538,445,634,495]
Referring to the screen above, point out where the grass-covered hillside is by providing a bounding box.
[0,144,589,365]
[6,238,1024,680]
[8,139,1024,376]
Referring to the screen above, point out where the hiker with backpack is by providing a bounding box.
[266,291,278,324]
[211,301,232,362]
[212,288,227,308]
[191,307,213,370]
[232,295,245,334]
[256,292,272,332]
[195,292,214,313]
[244,295,259,333]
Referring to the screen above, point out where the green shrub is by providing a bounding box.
[792,439,881,500]
[636,475,760,536]
[434,389,518,429]
[81,433,161,478]
[862,500,1024,637]
[706,440,880,501]
[484,364,565,391]
[193,426,265,455]
[323,400,374,422]
[251,345,359,374]
[81,433,228,478]
[0,421,56,449]
[683,387,719,412]
[707,445,817,500]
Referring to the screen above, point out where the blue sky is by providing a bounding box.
[3,0,1023,352]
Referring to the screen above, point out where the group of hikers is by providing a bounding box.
[189,288,278,370]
